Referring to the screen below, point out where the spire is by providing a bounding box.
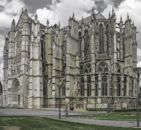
[120,16,123,23]
[81,16,84,24]
[58,21,61,28]
[72,12,75,19]
[127,13,129,20]
[46,19,49,27]
[112,7,116,16]
[109,12,111,18]
[23,8,28,22]
[11,19,15,31]
[92,7,96,20]
[34,14,38,23]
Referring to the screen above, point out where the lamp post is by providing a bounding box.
[58,77,65,120]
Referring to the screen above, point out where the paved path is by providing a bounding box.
[0,109,141,128]
[0,108,105,116]
[50,116,141,128]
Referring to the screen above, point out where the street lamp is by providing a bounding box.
[58,77,65,120]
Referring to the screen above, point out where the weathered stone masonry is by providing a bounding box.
[3,8,138,109]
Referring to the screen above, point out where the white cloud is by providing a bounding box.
[36,0,95,26]
[0,0,26,28]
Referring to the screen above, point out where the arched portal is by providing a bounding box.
[11,78,20,106]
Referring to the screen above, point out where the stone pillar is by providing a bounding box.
[90,34,96,97]
[113,75,117,96]
[121,75,124,96]
[81,37,85,61]
[126,76,130,96]
[84,75,87,97]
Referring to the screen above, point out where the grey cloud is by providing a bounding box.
[0,6,4,11]
[23,0,52,13]
[94,0,126,12]
[110,0,126,8]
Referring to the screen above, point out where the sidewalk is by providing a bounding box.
[48,116,141,128]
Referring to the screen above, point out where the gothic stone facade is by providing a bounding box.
[3,9,138,109]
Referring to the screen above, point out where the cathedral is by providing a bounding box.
[3,8,138,109]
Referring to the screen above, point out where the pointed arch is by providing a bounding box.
[117,76,121,96]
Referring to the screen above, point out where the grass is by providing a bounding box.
[72,112,138,121]
[0,116,138,130]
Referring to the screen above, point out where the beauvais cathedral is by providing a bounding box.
[3,8,138,109]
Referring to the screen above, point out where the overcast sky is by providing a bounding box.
[0,0,141,81]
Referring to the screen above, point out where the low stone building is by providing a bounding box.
[3,8,138,109]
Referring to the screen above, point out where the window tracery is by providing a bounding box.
[98,62,109,72]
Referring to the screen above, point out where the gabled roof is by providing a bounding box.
[96,13,106,19]
[79,12,106,24]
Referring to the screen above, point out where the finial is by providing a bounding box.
[112,7,115,16]
[109,12,111,18]
[58,21,61,28]
[72,12,75,19]
[127,13,129,20]
[120,16,123,22]
[35,14,38,21]
[11,19,15,31]
[81,16,84,24]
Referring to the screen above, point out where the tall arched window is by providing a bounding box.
[84,30,90,60]
[78,31,82,57]
[106,24,109,53]
[87,75,91,96]
[99,24,104,52]
[95,75,98,96]
[117,76,121,96]
[124,76,127,96]
[102,75,107,96]
[84,63,91,96]
[80,77,84,96]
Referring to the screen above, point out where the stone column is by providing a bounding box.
[121,74,124,96]
[126,76,130,96]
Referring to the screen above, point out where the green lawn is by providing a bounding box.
[72,112,138,121]
[0,116,138,130]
